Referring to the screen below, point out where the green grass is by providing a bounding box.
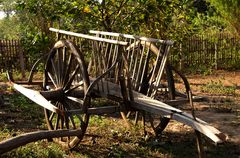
[1,93,239,157]
[200,80,236,95]
[1,141,66,158]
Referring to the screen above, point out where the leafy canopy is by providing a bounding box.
[208,0,240,37]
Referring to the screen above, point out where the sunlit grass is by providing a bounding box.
[200,80,236,95]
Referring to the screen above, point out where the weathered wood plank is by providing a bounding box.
[68,106,120,115]
[11,83,63,115]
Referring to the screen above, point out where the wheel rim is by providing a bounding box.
[43,40,90,148]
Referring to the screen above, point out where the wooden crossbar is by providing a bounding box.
[89,30,174,45]
[50,28,128,46]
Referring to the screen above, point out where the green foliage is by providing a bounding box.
[186,65,213,75]
[0,0,19,39]
[13,0,217,40]
[0,17,21,39]
[0,72,8,81]
[89,115,112,128]
[208,0,240,37]
[0,0,15,17]
[20,29,50,63]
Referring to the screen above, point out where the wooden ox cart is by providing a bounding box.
[2,28,227,157]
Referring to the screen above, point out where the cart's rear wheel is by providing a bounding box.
[121,42,175,136]
[43,40,90,149]
[147,63,173,136]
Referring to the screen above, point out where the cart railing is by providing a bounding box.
[89,30,193,102]
[51,28,175,101]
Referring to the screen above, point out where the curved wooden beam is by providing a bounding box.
[0,129,82,154]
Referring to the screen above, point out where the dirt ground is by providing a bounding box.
[0,70,240,157]
[186,70,240,144]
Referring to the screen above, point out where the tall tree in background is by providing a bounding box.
[208,0,240,37]
[0,0,229,62]
[0,0,15,17]
[70,0,198,40]
[0,0,21,39]
[8,0,222,39]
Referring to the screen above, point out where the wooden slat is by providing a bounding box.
[68,106,119,115]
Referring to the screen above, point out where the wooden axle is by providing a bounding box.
[41,88,84,100]
[40,88,64,100]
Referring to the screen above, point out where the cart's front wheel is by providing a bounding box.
[43,40,90,149]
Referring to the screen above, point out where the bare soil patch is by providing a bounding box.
[186,71,240,144]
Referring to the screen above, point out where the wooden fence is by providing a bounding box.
[0,40,25,77]
[171,34,240,70]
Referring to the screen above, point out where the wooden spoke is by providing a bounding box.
[47,72,57,88]
[63,53,73,86]
[69,115,77,129]
[57,48,64,86]
[148,114,170,136]
[63,102,77,129]
[54,112,60,130]
[66,96,84,105]
[49,112,55,122]
[50,58,59,86]
[61,46,67,85]
[75,114,84,125]
[65,82,84,94]
[64,65,80,91]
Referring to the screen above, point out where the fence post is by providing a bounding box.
[214,43,218,70]
[179,43,183,70]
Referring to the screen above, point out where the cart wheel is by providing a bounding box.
[121,41,175,136]
[147,63,174,136]
[43,40,90,149]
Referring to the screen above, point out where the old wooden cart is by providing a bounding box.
[5,28,227,155]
